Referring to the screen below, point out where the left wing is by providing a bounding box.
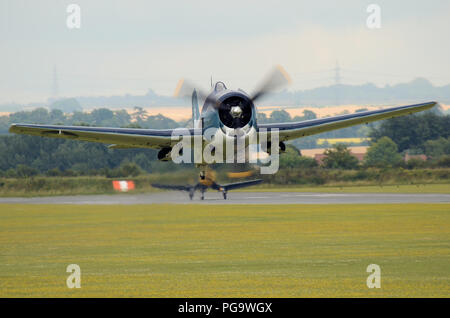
[151,183,193,191]
[258,101,436,142]
[8,124,194,149]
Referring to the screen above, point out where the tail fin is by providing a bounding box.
[192,89,200,122]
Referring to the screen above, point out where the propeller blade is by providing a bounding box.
[250,65,292,102]
[174,78,210,101]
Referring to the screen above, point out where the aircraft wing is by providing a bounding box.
[151,183,193,191]
[220,179,263,191]
[258,101,436,142]
[8,123,191,149]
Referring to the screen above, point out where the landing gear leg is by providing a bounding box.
[201,189,205,200]
[223,190,227,200]
[189,189,194,200]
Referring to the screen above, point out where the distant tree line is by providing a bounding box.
[369,111,450,153]
[0,107,180,134]
[0,135,192,178]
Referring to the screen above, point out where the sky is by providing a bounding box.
[1,0,449,103]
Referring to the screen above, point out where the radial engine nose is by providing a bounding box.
[230,106,243,118]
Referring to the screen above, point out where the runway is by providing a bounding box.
[0,191,449,204]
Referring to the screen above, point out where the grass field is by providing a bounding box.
[0,204,449,297]
[245,183,450,194]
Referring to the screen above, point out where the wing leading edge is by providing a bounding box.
[8,124,193,149]
[258,101,437,142]
[9,101,437,147]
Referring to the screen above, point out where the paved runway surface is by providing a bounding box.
[0,192,449,204]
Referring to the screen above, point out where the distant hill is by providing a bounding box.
[70,88,185,108]
[261,78,450,106]
[1,78,449,112]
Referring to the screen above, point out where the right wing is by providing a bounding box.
[9,123,196,149]
[258,101,437,142]
[220,179,263,191]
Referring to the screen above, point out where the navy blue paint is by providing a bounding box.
[11,124,200,137]
[257,102,436,131]
[11,101,436,140]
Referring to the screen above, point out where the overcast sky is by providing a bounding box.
[1,0,449,103]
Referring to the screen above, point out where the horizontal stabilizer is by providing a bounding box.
[221,179,263,191]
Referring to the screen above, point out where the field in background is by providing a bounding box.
[71,103,450,122]
[317,138,370,145]
[0,203,448,297]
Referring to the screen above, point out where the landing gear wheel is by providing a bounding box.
[223,191,227,200]
[200,189,205,200]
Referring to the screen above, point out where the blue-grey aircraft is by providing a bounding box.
[9,66,436,198]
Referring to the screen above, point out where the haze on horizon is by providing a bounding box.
[1,0,449,104]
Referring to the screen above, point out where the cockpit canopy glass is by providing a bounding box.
[214,81,227,92]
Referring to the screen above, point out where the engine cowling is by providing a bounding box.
[217,94,253,129]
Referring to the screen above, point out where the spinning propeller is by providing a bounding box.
[174,65,292,127]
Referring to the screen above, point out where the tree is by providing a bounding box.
[369,113,450,152]
[118,162,142,177]
[364,137,402,167]
[424,137,450,158]
[292,110,317,122]
[106,161,142,178]
[113,110,132,127]
[0,115,9,134]
[302,110,317,120]
[132,106,148,124]
[322,144,359,169]
[143,114,178,129]
[280,145,317,169]
[434,155,450,168]
[50,98,82,113]
[291,136,317,150]
[269,110,291,123]
[91,108,114,125]
[49,109,66,123]
[15,164,38,178]
[256,112,269,124]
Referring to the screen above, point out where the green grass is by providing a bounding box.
[241,183,450,194]
[0,204,449,297]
